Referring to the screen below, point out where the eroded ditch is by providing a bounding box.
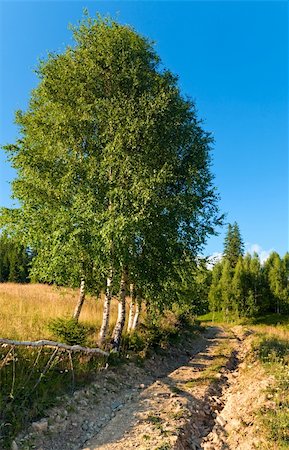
[175,331,248,450]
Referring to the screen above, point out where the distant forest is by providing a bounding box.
[0,226,288,319]
[208,223,289,318]
[0,235,32,283]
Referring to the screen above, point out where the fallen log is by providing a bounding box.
[0,338,109,356]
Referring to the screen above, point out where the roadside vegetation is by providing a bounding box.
[0,10,288,450]
[253,326,289,449]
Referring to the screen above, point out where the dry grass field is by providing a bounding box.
[0,283,119,342]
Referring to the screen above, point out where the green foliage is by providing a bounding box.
[121,311,201,359]
[249,313,289,327]
[47,318,91,346]
[1,12,222,319]
[257,337,288,363]
[0,234,32,283]
[254,334,289,448]
[223,222,244,268]
[208,261,223,315]
[207,221,289,320]
[264,252,289,314]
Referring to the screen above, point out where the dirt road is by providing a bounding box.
[14,326,270,450]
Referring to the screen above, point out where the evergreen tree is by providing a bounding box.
[248,252,264,314]
[283,252,289,310]
[265,252,287,314]
[223,222,244,268]
[232,256,247,317]
[208,261,223,318]
[0,234,31,283]
[220,259,233,320]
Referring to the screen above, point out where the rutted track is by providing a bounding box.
[14,326,270,450]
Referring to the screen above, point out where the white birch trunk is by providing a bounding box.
[73,278,85,322]
[111,269,127,351]
[131,296,142,330]
[99,270,113,346]
[127,283,135,333]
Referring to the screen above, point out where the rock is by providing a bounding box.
[48,425,59,433]
[11,441,18,450]
[111,400,122,410]
[139,383,145,389]
[81,421,89,431]
[32,419,48,433]
[216,415,227,427]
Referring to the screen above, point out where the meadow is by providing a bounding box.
[0,283,120,447]
[0,282,120,343]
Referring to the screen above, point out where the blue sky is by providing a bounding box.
[0,1,288,259]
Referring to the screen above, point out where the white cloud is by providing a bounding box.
[245,243,273,264]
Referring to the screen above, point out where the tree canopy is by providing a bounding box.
[1,14,223,346]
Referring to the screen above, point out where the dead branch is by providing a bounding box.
[0,339,109,356]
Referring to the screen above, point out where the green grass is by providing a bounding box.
[199,312,289,329]
[198,311,225,323]
[248,313,289,327]
[253,331,289,448]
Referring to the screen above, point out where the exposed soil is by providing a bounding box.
[14,326,272,450]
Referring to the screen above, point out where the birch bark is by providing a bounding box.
[99,269,113,345]
[131,296,142,330]
[127,283,135,333]
[73,278,85,322]
[111,268,127,350]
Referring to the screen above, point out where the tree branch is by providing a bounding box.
[0,339,109,356]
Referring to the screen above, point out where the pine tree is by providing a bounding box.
[283,252,289,311]
[248,252,263,314]
[208,261,223,318]
[220,259,233,320]
[0,234,31,283]
[223,222,244,268]
[232,256,246,317]
[264,252,287,314]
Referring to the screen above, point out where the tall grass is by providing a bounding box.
[0,282,121,448]
[0,283,119,342]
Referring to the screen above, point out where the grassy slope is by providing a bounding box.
[0,283,114,447]
[0,282,120,342]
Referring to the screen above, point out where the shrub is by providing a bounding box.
[47,318,91,346]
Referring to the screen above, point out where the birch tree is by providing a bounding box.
[1,13,222,348]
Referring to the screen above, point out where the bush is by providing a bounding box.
[47,318,91,346]
[257,337,289,364]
